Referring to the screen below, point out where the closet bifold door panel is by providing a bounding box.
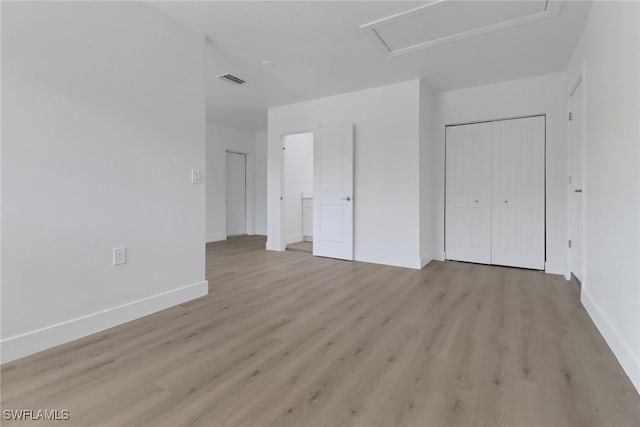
[445,122,492,264]
[445,116,545,270]
[491,116,545,269]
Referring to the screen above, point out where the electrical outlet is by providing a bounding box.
[191,169,202,184]
[113,247,127,265]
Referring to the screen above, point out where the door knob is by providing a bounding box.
[341,196,351,201]
[574,189,583,193]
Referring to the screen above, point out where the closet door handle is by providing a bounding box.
[341,196,351,201]
[574,189,583,193]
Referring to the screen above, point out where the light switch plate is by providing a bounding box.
[113,247,127,265]
[191,169,202,184]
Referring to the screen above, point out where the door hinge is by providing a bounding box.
[568,112,573,121]
[569,175,572,185]
[568,239,572,248]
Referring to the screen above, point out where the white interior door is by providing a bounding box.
[491,116,545,269]
[313,124,354,260]
[445,122,492,264]
[569,81,585,282]
[225,151,246,236]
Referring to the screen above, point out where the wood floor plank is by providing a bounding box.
[1,235,639,426]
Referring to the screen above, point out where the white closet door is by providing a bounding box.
[491,116,545,269]
[445,122,492,264]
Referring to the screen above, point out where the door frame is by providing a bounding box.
[568,73,587,284]
[225,150,247,236]
[443,113,547,269]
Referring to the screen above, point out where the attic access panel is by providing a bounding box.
[361,0,560,56]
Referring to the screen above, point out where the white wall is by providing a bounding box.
[419,80,436,266]
[254,131,268,236]
[432,72,569,275]
[267,80,422,268]
[206,122,256,242]
[1,2,207,362]
[284,132,313,244]
[566,1,640,393]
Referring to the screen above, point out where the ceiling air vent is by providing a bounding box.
[218,73,246,85]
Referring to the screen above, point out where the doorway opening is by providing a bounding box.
[283,132,314,253]
[225,150,247,237]
[272,124,354,260]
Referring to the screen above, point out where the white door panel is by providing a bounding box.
[313,124,354,260]
[302,197,313,240]
[570,82,585,281]
[445,122,492,264]
[491,116,545,269]
[225,151,246,236]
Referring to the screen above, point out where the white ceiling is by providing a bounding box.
[150,1,591,131]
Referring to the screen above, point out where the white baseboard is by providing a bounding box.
[265,240,283,251]
[356,253,423,270]
[420,256,433,269]
[303,236,313,242]
[544,260,565,276]
[435,251,446,261]
[0,280,208,363]
[285,234,303,245]
[206,233,227,243]
[581,288,640,394]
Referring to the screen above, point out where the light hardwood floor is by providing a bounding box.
[286,241,312,253]
[2,235,639,426]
